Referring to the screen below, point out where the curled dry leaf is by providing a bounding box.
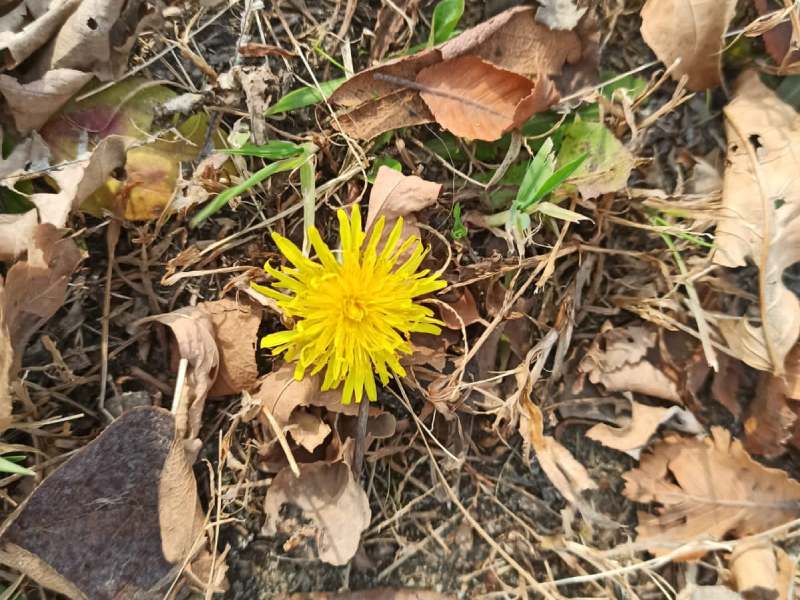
[0,211,38,261]
[263,461,370,566]
[743,345,800,458]
[713,72,800,374]
[753,0,800,68]
[0,407,205,600]
[331,6,595,141]
[578,323,682,403]
[640,0,736,91]
[623,427,800,559]
[144,305,218,456]
[366,166,442,250]
[729,541,793,600]
[205,298,262,398]
[587,400,703,459]
[439,288,482,330]
[4,224,82,378]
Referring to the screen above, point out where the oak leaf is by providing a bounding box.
[623,427,800,558]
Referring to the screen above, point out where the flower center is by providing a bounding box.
[343,295,367,321]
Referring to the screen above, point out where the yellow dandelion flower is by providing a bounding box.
[253,207,446,404]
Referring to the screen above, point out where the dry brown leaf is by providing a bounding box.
[730,541,793,600]
[366,166,441,250]
[0,131,51,186]
[439,288,481,330]
[640,0,736,91]
[0,70,93,133]
[754,0,800,68]
[676,587,744,600]
[205,298,262,398]
[711,353,743,418]
[587,400,703,459]
[4,223,82,378]
[262,461,370,566]
[623,427,800,558]
[0,407,205,600]
[146,305,219,455]
[330,6,593,141]
[578,323,682,403]
[713,72,800,374]
[416,57,558,142]
[0,211,38,261]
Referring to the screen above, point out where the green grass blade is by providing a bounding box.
[221,140,303,159]
[190,153,308,228]
[265,77,347,116]
[0,456,34,476]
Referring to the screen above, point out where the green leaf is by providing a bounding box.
[555,118,634,199]
[0,455,34,476]
[221,140,303,159]
[451,203,467,239]
[521,152,588,210]
[425,132,466,161]
[533,202,590,223]
[599,71,647,102]
[367,157,402,183]
[265,77,347,115]
[517,137,556,207]
[428,0,464,47]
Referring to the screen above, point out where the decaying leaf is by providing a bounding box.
[330,6,596,141]
[263,461,370,566]
[640,0,736,91]
[370,0,421,63]
[0,407,205,600]
[713,72,800,374]
[623,427,800,558]
[742,345,800,458]
[0,0,160,131]
[40,79,210,220]
[729,541,794,600]
[556,118,634,199]
[205,299,263,398]
[366,166,442,249]
[578,323,682,403]
[587,400,703,459]
[439,288,482,330]
[4,224,82,378]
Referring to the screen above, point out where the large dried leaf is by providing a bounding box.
[0,211,38,261]
[263,461,370,566]
[0,407,205,600]
[4,223,82,378]
[729,541,793,600]
[640,0,737,91]
[0,70,93,133]
[416,57,558,141]
[623,427,800,558]
[276,589,456,600]
[330,6,594,141]
[713,72,800,373]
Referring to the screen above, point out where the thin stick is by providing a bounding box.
[171,358,188,415]
[352,397,370,479]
